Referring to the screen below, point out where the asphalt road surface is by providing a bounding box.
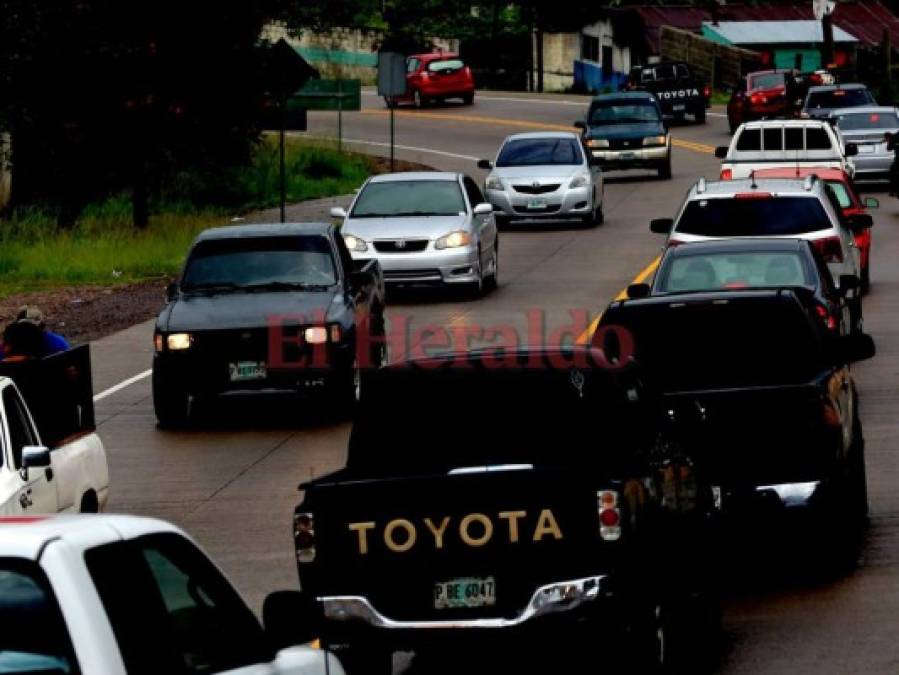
[92,90,899,673]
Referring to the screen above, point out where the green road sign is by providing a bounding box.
[293,79,362,111]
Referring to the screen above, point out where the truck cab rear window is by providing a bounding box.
[677,197,832,237]
[736,129,761,151]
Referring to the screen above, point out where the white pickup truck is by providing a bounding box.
[0,346,109,515]
[0,514,346,675]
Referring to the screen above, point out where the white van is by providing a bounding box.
[715,120,857,180]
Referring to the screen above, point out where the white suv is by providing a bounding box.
[715,120,857,180]
[649,176,868,330]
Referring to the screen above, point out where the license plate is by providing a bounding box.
[434,577,496,609]
[620,151,635,159]
[229,361,266,382]
[673,104,686,112]
[527,197,547,209]
[858,145,875,154]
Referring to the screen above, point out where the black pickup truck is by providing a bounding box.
[625,61,710,123]
[598,288,875,559]
[293,348,719,674]
[152,222,386,427]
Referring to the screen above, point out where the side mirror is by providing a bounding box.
[477,159,493,170]
[165,282,179,302]
[714,146,729,159]
[627,283,651,299]
[349,269,373,291]
[473,202,493,216]
[22,446,51,469]
[650,217,674,234]
[847,213,873,232]
[574,120,587,130]
[589,154,603,166]
[838,274,860,296]
[863,196,879,209]
[330,206,348,219]
[844,143,859,157]
[838,333,876,364]
[263,591,322,651]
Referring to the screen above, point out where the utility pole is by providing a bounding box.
[821,12,834,70]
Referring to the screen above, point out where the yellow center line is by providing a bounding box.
[360,109,714,155]
[575,256,661,346]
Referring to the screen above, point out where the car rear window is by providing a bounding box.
[807,88,874,110]
[836,111,899,130]
[677,196,833,237]
[496,138,583,167]
[427,59,465,73]
[351,179,466,217]
[181,235,337,291]
[749,72,785,90]
[826,181,853,209]
[806,127,832,149]
[735,128,761,151]
[656,251,813,293]
[589,100,660,125]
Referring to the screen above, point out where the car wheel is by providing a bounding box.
[728,117,738,134]
[848,415,869,521]
[628,597,717,675]
[485,245,499,291]
[152,367,191,429]
[413,89,425,109]
[384,96,397,109]
[462,92,474,105]
[695,106,706,124]
[494,214,511,229]
[467,251,485,298]
[658,155,672,180]
[862,264,870,294]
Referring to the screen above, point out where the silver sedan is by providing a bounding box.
[478,131,603,227]
[832,106,899,181]
[331,172,499,295]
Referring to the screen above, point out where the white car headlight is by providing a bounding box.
[304,327,328,344]
[435,231,472,250]
[343,234,368,252]
[485,175,504,191]
[569,173,591,189]
[166,333,193,351]
[643,135,667,147]
[586,138,610,148]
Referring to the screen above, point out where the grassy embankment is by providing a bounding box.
[0,137,370,297]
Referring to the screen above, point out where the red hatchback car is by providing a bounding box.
[755,167,877,291]
[385,52,476,108]
[727,70,793,133]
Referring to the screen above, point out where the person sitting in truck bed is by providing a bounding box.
[0,306,70,361]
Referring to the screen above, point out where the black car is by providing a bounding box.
[576,92,672,179]
[627,238,856,336]
[152,223,386,427]
[624,61,709,124]
[597,287,875,560]
[292,348,719,674]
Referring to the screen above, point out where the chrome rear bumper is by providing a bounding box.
[320,574,607,630]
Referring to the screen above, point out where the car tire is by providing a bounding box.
[627,597,717,675]
[494,214,511,229]
[728,117,738,134]
[848,415,869,521]
[384,96,397,109]
[485,245,499,291]
[695,106,706,124]
[462,92,474,105]
[335,644,393,675]
[152,367,191,429]
[658,155,672,180]
[862,264,870,294]
[413,89,425,109]
[466,251,485,298]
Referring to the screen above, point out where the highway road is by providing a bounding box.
[92,91,899,673]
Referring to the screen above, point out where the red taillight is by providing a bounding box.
[815,303,838,332]
[720,168,733,180]
[704,86,711,98]
[750,93,767,105]
[812,236,844,263]
[294,512,316,563]
[598,490,621,541]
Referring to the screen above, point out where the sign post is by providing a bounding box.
[377,52,408,171]
[814,0,837,70]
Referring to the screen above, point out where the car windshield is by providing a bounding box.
[427,59,464,73]
[495,138,583,167]
[749,72,785,90]
[351,180,466,217]
[589,101,660,125]
[807,88,874,110]
[656,251,813,293]
[677,197,833,237]
[836,111,899,130]
[181,235,337,291]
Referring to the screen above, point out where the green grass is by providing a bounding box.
[710,90,731,106]
[0,138,373,297]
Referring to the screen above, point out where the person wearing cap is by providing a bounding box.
[0,306,70,361]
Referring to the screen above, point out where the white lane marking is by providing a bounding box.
[317,136,480,162]
[94,369,152,402]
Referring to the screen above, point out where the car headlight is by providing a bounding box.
[435,231,472,250]
[643,135,667,147]
[586,138,609,148]
[343,234,368,252]
[304,327,328,344]
[485,175,504,191]
[166,333,193,351]
[569,172,591,189]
